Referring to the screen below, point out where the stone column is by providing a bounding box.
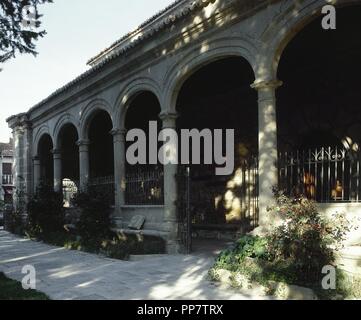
[33,156,41,192]
[251,79,282,233]
[53,149,62,192]
[23,122,33,197]
[7,116,32,221]
[160,112,179,254]
[77,140,90,191]
[12,126,25,212]
[111,129,127,213]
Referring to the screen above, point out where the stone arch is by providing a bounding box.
[273,1,361,152]
[258,0,361,80]
[33,125,52,156]
[80,98,114,140]
[114,77,162,130]
[163,36,257,113]
[53,113,80,150]
[36,132,54,187]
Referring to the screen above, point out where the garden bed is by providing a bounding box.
[23,185,166,261]
[30,230,166,261]
[209,267,317,300]
[208,192,361,300]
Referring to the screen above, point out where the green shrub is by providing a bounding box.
[40,230,76,247]
[211,191,354,296]
[105,234,166,260]
[214,235,268,271]
[336,271,361,299]
[0,272,49,300]
[6,210,24,235]
[27,184,65,237]
[267,191,352,285]
[26,187,165,260]
[72,188,113,249]
[6,188,27,235]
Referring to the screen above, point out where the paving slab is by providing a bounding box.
[0,231,272,300]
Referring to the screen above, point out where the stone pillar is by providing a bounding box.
[12,127,23,211]
[23,122,33,197]
[77,140,90,191]
[33,156,41,192]
[53,149,62,192]
[7,115,32,226]
[251,79,282,234]
[111,129,127,213]
[9,118,32,214]
[160,112,180,254]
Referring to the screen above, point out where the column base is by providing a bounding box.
[250,210,283,237]
[166,240,182,254]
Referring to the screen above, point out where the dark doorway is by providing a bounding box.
[88,111,114,179]
[38,134,54,187]
[277,5,361,151]
[176,57,258,248]
[277,5,361,203]
[124,91,164,205]
[88,110,115,204]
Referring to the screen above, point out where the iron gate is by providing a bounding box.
[177,158,259,254]
[177,165,192,254]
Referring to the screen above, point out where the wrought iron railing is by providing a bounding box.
[279,147,361,203]
[177,157,259,231]
[88,175,115,205]
[125,166,164,205]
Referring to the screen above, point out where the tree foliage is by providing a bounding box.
[0,0,52,65]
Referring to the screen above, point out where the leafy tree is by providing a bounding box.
[0,0,52,66]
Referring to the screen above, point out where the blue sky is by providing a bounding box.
[0,0,174,142]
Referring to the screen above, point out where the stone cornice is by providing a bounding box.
[7,113,32,130]
[7,0,276,125]
[87,0,188,66]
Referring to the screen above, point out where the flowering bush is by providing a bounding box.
[210,191,356,295]
[266,191,353,284]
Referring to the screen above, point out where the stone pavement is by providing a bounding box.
[0,231,271,300]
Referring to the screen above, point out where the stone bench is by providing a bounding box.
[112,228,169,239]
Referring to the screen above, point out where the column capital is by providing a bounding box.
[23,120,33,130]
[51,148,62,155]
[110,128,127,143]
[159,112,179,121]
[251,79,283,90]
[110,128,127,136]
[13,126,25,135]
[76,139,91,147]
[159,112,178,129]
[32,156,40,162]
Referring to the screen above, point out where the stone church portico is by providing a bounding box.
[7,0,361,255]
